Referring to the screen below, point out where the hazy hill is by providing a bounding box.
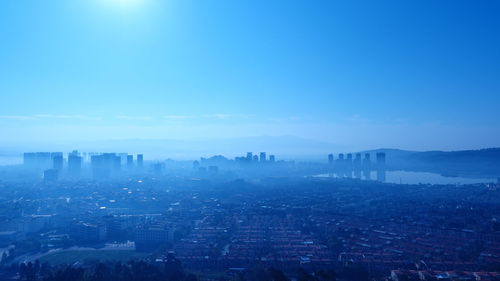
[364,148,500,178]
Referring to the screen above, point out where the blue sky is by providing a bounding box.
[0,0,499,152]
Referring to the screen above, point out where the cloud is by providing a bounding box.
[208,114,232,119]
[0,115,36,120]
[34,114,101,120]
[0,114,100,121]
[163,115,195,120]
[202,114,255,119]
[268,116,303,122]
[163,114,241,120]
[115,115,153,121]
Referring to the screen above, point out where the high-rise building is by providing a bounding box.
[91,153,121,179]
[24,152,63,171]
[345,153,353,178]
[376,152,386,167]
[259,152,266,162]
[52,155,63,171]
[376,152,386,182]
[90,155,103,178]
[328,154,334,165]
[252,155,259,162]
[336,154,345,177]
[137,154,144,168]
[363,153,371,180]
[246,152,253,162]
[44,169,59,182]
[269,155,276,163]
[354,153,361,163]
[127,155,133,169]
[110,154,121,171]
[39,153,52,170]
[353,153,362,178]
[68,155,82,176]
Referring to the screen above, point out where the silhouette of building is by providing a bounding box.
[259,152,266,162]
[68,154,82,176]
[336,154,345,177]
[328,154,334,165]
[52,154,63,171]
[346,153,353,178]
[353,153,362,178]
[24,152,62,171]
[127,155,134,169]
[39,153,52,170]
[44,169,59,182]
[376,152,386,182]
[269,155,276,163]
[137,154,144,168]
[362,153,371,180]
[91,153,121,179]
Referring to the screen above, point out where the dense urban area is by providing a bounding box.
[0,151,499,281]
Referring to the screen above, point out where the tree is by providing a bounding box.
[26,262,35,281]
[297,268,316,281]
[315,269,336,281]
[165,253,186,281]
[19,263,27,281]
[268,267,289,281]
[34,260,40,275]
[0,252,7,265]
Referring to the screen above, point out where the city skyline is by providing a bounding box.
[1,1,500,280]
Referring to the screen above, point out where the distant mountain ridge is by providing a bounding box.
[0,136,343,162]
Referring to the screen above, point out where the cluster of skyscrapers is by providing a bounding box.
[23,151,144,181]
[235,152,276,164]
[327,152,386,181]
[90,153,143,179]
[24,152,80,181]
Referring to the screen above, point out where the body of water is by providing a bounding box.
[385,171,496,185]
[314,171,497,185]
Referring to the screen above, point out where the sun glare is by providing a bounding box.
[106,0,142,7]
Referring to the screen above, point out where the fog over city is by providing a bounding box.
[0,0,499,281]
